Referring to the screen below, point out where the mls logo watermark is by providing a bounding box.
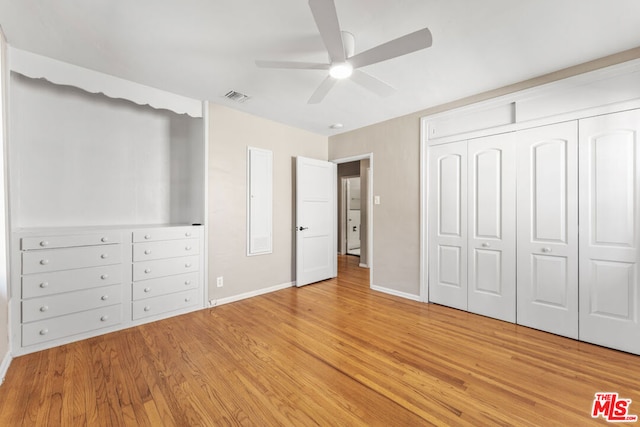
[592,392,638,423]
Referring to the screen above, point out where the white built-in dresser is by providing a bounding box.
[7,49,208,355]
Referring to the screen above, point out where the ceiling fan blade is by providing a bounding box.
[308,0,346,63]
[308,76,337,104]
[255,60,330,70]
[349,28,432,69]
[350,70,395,98]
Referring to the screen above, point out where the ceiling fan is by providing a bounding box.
[255,0,433,104]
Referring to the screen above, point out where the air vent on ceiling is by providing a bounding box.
[224,90,250,103]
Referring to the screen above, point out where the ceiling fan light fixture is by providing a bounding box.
[329,62,353,79]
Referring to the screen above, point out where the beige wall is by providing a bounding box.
[329,46,640,297]
[208,104,328,301]
[330,115,421,295]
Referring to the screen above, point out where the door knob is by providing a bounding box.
[481,242,490,248]
[298,226,309,231]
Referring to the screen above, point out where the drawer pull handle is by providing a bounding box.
[39,240,49,247]
[39,282,49,288]
[185,232,192,237]
[39,305,49,312]
[185,246,192,251]
[144,287,151,293]
[144,268,152,274]
[39,329,48,336]
[144,249,152,255]
[101,274,109,280]
[101,237,109,243]
[185,297,191,302]
[100,254,109,259]
[185,280,191,286]
[39,259,49,266]
[100,315,109,322]
[541,247,552,253]
[144,306,151,312]
[101,295,109,301]
[144,234,151,240]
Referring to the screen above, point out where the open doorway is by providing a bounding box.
[346,177,361,256]
[333,154,373,285]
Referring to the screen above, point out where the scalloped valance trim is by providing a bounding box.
[9,47,202,118]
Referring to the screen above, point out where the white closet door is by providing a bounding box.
[467,133,516,322]
[579,109,640,354]
[516,121,578,338]
[428,141,467,310]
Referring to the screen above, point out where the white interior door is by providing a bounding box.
[346,177,361,254]
[428,141,467,310]
[296,157,337,287]
[516,121,578,338]
[579,109,640,354]
[467,133,516,322]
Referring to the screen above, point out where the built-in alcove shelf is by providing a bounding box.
[8,72,205,230]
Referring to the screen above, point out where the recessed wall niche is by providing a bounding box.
[9,73,204,229]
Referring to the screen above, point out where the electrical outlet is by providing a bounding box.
[216,276,224,287]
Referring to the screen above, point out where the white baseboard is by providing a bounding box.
[359,263,369,268]
[371,285,421,302]
[0,351,12,386]
[211,281,295,307]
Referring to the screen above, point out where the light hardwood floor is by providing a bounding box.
[1,255,639,426]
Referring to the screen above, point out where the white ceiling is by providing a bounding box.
[1,1,639,135]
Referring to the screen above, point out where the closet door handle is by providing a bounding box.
[298,226,309,231]
[481,242,490,248]
[541,247,552,253]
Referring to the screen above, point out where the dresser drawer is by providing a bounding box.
[22,284,122,322]
[22,244,122,274]
[132,272,199,300]
[132,289,199,320]
[21,232,121,250]
[22,265,122,298]
[133,256,199,281]
[22,304,122,346]
[132,226,202,243]
[133,238,199,261]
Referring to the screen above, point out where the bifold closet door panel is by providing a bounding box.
[516,121,579,339]
[428,141,467,310]
[579,109,640,355]
[467,133,516,323]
